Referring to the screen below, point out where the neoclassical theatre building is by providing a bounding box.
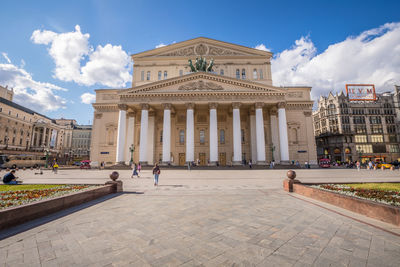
[91,37,317,166]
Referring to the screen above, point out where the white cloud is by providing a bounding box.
[2,53,11,63]
[272,23,400,99]
[155,43,166,48]
[31,25,131,88]
[80,92,96,104]
[0,62,67,111]
[254,44,270,52]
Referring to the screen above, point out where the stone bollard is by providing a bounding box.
[105,171,123,193]
[283,170,300,192]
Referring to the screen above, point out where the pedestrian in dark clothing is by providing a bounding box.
[131,163,139,178]
[3,170,21,184]
[152,163,160,186]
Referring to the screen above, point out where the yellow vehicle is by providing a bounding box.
[0,154,46,169]
[375,158,392,169]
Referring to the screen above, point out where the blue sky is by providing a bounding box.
[1,0,400,124]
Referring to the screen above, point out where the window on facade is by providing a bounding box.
[371,125,383,134]
[220,69,224,76]
[355,135,367,143]
[199,130,205,144]
[389,144,400,153]
[158,71,162,80]
[236,69,240,79]
[241,129,245,143]
[160,130,163,143]
[146,71,151,81]
[8,111,11,115]
[179,130,185,144]
[0,108,2,112]
[387,125,396,133]
[356,144,373,153]
[164,71,167,79]
[179,70,183,76]
[370,135,384,143]
[369,116,381,124]
[141,71,144,81]
[259,69,263,79]
[241,69,246,79]
[253,69,257,79]
[16,114,18,118]
[219,129,225,144]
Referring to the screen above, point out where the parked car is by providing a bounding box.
[73,161,81,166]
[80,160,91,169]
[377,162,392,169]
[319,158,331,168]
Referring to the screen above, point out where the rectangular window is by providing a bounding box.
[158,71,162,80]
[236,69,240,79]
[355,144,373,153]
[259,69,263,79]
[389,144,400,153]
[370,135,383,142]
[220,69,224,76]
[199,130,205,144]
[164,71,167,79]
[146,71,151,81]
[140,71,144,81]
[355,135,367,143]
[179,130,184,144]
[179,70,183,76]
[219,129,225,144]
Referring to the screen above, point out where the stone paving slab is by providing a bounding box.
[1,169,400,266]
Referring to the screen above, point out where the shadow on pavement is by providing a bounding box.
[0,192,132,240]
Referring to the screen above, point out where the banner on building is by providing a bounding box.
[346,84,376,101]
[50,130,57,148]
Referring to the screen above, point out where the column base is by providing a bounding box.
[280,160,290,165]
[232,161,242,166]
[256,161,267,165]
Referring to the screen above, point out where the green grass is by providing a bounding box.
[345,183,400,192]
[0,184,64,192]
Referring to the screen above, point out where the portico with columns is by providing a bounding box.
[90,37,317,166]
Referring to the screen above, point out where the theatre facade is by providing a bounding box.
[90,37,317,166]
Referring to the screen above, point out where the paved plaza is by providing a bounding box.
[1,169,400,266]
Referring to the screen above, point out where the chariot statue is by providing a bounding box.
[188,57,214,72]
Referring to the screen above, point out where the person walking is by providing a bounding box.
[137,163,142,173]
[131,163,139,178]
[152,163,160,186]
[53,162,59,174]
[249,160,252,169]
[356,161,361,171]
[368,161,373,170]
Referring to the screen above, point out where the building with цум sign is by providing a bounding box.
[90,37,317,166]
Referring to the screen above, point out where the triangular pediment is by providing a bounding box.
[132,37,272,59]
[120,72,286,96]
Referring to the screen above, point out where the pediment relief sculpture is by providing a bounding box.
[159,43,246,57]
[178,80,223,91]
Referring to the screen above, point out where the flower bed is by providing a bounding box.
[0,184,100,210]
[311,183,400,206]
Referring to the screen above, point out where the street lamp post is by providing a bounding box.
[357,149,363,164]
[271,144,275,162]
[43,146,50,168]
[129,144,135,165]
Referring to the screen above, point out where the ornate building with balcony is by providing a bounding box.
[313,88,400,163]
[91,37,317,166]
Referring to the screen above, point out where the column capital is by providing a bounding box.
[162,103,172,110]
[118,104,128,111]
[232,102,241,109]
[140,103,149,110]
[270,108,278,116]
[303,111,312,117]
[127,111,136,117]
[255,102,264,109]
[277,102,286,109]
[185,103,195,109]
[209,102,218,109]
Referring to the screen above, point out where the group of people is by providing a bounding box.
[130,162,161,186]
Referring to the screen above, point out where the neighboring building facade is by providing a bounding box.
[313,88,400,163]
[0,85,92,161]
[91,37,317,166]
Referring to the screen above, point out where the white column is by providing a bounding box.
[250,114,257,164]
[115,105,127,164]
[255,103,266,164]
[125,112,135,164]
[139,104,149,164]
[186,103,194,163]
[232,102,242,165]
[209,103,218,165]
[41,127,47,146]
[270,110,281,163]
[162,103,171,163]
[278,102,290,163]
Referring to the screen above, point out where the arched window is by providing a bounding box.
[291,128,298,143]
[236,69,240,79]
[158,71,162,80]
[220,69,224,76]
[241,69,246,79]
[220,129,225,144]
[146,71,150,81]
[259,69,263,79]
[141,71,144,81]
[179,70,183,76]
[253,69,258,79]
[179,130,185,144]
[164,71,167,79]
